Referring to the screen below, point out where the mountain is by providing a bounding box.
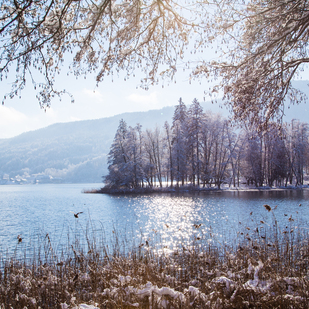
[0,107,177,183]
[0,80,308,184]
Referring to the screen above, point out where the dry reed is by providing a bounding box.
[1,206,309,308]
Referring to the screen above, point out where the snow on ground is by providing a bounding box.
[218,183,309,191]
[62,304,99,309]
[60,257,307,309]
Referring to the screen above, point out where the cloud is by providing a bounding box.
[69,116,81,122]
[127,92,159,106]
[0,105,27,126]
[0,105,67,139]
[82,88,104,103]
[0,106,29,138]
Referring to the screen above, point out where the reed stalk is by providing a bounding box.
[1,206,309,308]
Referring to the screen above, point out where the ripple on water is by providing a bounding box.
[0,185,309,258]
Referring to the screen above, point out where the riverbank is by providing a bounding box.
[84,183,309,194]
[1,208,309,308]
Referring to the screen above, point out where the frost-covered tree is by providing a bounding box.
[105,121,145,188]
[286,120,309,185]
[242,130,264,187]
[200,112,216,187]
[209,117,232,189]
[187,98,203,186]
[171,98,188,186]
[0,0,207,107]
[3,0,308,129]
[104,101,309,190]
[216,119,239,188]
[226,123,243,187]
[125,125,145,188]
[104,119,129,188]
[263,123,288,187]
[195,0,309,127]
[144,127,164,187]
[135,123,145,188]
[239,120,308,188]
[164,121,174,187]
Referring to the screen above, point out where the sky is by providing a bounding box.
[0,66,224,139]
[1,1,309,140]
[0,61,308,139]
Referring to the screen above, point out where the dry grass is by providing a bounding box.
[1,208,309,308]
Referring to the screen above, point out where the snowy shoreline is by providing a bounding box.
[85,184,309,195]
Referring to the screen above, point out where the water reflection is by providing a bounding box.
[109,190,309,253]
[0,185,308,259]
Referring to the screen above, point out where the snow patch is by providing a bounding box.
[73,305,100,309]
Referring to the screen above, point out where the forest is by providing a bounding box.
[104,98,309,191]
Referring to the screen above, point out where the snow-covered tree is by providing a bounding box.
[194,0,309,127]
[144,127,164,187]
[0,0,209,108]
[209,118,232,189]
[125,125,145,188]
[104,119,129,188]
[136,123,145,188]
[104,102,309,190]
[3,0,308,129]
[226,124,243,187]
[263,123,288,187]
[105,120,145,188]
[199,112,214,187]
[286,120,309,185]
[171,98,188,186]
[242,130,264,187]
[187,98,203,186]
[164,121,174,187]
[216,120,239,188]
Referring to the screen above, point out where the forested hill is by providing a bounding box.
[0,106,179,183]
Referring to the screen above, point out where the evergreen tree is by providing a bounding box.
[187,98,203,186]
[172,98,188,186]
[104,119,129,188]
[125,125,145,188]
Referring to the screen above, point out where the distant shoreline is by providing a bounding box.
[84,184,309,195]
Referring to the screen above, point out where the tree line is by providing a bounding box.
[104,98,309,190]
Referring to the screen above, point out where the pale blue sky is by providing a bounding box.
[0,66,222,138]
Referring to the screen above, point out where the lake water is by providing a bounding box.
[1,183,309,260]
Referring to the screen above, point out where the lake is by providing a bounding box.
[0,183,309,260]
